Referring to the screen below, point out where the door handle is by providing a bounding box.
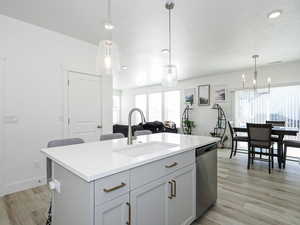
[126,202,131,225]
[97,125,102,129]
[171,180,176,197]
[168,181,173,199]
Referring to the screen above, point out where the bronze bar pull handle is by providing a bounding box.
[165,162,178,168]
[171,180,176,197]
[126,202,131,225]
[103,182,126,193]
[168,181,173,199]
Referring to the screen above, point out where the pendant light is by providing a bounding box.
[161,0,178,87]
[241,55,271,93]
[252,55,259,90]
[96,0,120,76]
[103,0,113,73]
[104,0,114,30]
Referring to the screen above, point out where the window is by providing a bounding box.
[164,91,181,127]
[134,91,181,127]
[148,92,162,121]
[113,95,121,124]
[235,85,300,158]
[135,94,147,123]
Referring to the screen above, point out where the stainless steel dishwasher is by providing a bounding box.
[195,142,218,218]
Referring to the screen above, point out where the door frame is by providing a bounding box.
[61,66,103,139]
[0,57,7,196]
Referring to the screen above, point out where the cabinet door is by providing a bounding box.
[167,164,196,225]
[131,176,168,225]
[95,194,130,225]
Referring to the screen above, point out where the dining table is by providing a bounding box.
[233,125,299,168]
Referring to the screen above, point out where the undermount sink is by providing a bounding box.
[114,141,178,157]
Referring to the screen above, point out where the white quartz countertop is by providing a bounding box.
[41,133,219,182]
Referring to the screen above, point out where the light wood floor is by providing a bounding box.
[1,149,300,225]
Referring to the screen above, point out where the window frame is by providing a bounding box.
[134,90,181,127]
[113,94,121,124]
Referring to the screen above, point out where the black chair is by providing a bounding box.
[247,123,274,174]
[228,121,248,158]
[283,140,300,169]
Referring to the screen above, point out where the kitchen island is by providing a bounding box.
[41,133,219,225]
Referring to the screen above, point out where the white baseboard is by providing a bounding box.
[0,176,46,197]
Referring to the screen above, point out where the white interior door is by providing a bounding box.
[68,71,102,142]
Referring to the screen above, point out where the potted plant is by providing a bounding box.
[183,119,196,135]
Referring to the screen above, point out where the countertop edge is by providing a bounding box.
[42,138,219,182]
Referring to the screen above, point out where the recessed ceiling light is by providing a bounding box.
[104,22,114,30]
[268,10,282,19]
[161,49,169,54]
[121,66,128,70]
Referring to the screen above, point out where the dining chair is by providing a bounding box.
[47,138,85,148]
[46,138,85,225]
[283,140,300,169]
[228,121,248,158]
[134,130,153,136]
[100,133,125,141]
[247,123,274,174]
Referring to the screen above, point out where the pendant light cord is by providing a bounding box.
[254,56,257,81]
[169,8,172,65]
[107,0,113,41]
[107,0,111,22]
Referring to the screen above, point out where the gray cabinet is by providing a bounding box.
[131,176,168,225]
[131,164,196,225]
[95,194,130,225]
[167,165,196,225]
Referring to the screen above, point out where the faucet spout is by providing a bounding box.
[127,108,146,145]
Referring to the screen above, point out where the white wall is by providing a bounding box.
[0,58,5,196]
[121,60,300,137]
[0,15,112,196]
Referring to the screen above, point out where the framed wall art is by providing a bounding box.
[198,85,210,106]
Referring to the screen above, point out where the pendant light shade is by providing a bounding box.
[104,0,114,30]
[162,0,178,87]
[161,64,178,87]
[96,40,120,76]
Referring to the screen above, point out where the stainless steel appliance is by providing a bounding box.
[195,142,218,218]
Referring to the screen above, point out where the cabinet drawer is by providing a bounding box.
[130,150,194,189]
[95,170,130,205]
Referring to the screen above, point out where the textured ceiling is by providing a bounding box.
[1,0,300,89]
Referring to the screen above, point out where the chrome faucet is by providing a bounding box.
[127,108,146,145]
